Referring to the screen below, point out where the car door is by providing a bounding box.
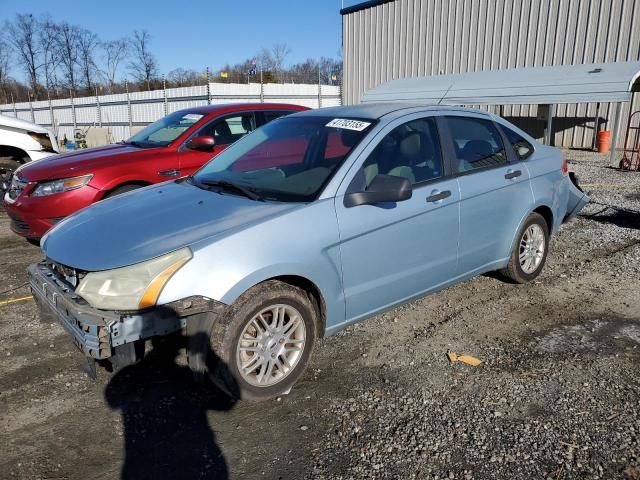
[440,114,534,276]
[178,112,256,177]
[335,114,461,322]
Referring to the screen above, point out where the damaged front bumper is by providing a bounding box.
[28,261,223,360]
[563,172,589,223]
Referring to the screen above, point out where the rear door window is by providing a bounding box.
[501,125,534,160]
[445,116,508,172]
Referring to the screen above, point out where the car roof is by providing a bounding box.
[294,103,494,120]
[179,103,307,116]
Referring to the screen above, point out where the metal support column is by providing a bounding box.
[205,68,211,105]
[47,90,55,134]
[125,80,132,135]
[95,87,102,128]
[544,104,556,145]
[609,102,624,165]
[28,92,35,123]
[70,89,77,130]
[260,68,264,103]
[592,102,601,151]
[162,75,168,116]
[318,68,322,108]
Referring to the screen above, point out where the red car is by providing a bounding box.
[3,103,307,240]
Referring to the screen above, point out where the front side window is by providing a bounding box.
[193,116,373,202]
[199,113,255,146]
[259,110,295,125]
[360,117,443,187]
[501,125,534,160]
[127,111,204,147]
[445,116,508,172]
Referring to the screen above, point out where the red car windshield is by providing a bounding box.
[126,111,204,147]
[193,116,374,202]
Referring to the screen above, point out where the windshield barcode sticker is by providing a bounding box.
[326,118,371,131]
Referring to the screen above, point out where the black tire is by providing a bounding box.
[187,280,318,401]
[105,184,143,198]
[500,212,550,284]
[0,157,21,197]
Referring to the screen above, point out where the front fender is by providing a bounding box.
[157,200,346,333]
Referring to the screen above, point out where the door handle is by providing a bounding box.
[504,169,522,180]
[158,169,181,177]
[426,190,451,203]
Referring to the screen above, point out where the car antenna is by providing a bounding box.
[437,83,454,105]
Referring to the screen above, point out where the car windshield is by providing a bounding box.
[192,116,374,202]
[126,111,204,147]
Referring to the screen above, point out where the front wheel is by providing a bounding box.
[0,158,21,198]
[500,212,549,283]
[187,280,317,401]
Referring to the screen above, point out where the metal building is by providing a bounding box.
[341,0,640,149]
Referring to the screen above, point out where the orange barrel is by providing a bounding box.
[597,130,611,153]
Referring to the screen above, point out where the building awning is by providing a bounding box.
[362,61,640,105]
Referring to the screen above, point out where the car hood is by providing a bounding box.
[17,143,161,182]
[41,180,299,271]
[0,113,51,134]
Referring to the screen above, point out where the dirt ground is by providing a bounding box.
[1,151,639,480]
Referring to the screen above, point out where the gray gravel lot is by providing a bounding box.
[0,150,639,480]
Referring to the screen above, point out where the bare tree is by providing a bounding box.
[167,68,200,87]
[99,39,128,93]
[271,43,291,76]
[128,30,158,91]
[0,36,11,103]
[257,43,291,82]
[39,16,59,91]
[77,28,99,93]
[6,14,42,95]
[55,21,81,91]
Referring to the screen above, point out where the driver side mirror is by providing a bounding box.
[186,135,215,152]
[344,174,412,208]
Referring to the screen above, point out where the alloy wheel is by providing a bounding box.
[519,223,545,274]
[236,304,306,387]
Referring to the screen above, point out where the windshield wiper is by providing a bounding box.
[199,179,263,201]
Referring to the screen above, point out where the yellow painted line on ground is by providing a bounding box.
[0,295,33,307]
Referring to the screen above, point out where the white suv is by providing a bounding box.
[0,114,59,196]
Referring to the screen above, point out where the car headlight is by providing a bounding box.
[76,248,192,310]
[31,174,93,197]
[28,131,55,152]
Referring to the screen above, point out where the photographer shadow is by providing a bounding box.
[104,332,237,480]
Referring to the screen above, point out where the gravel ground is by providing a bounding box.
[0,150,639,480]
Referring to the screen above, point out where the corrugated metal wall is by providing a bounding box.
[342,0,640,148]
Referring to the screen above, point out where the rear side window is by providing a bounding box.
[501,125,534,160]
[445,116,508,172]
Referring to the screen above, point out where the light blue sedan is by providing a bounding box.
[30,103,588,399]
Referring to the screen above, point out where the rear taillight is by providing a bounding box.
[561,157,568,175]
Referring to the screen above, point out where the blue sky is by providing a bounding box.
[2,0,362,78]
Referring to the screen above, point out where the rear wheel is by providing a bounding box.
[187,280,317,401]
[500,212,549,283]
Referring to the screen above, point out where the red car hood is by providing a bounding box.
[16,143,164,182]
